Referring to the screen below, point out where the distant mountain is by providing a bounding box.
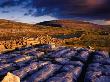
[37,20,105,30]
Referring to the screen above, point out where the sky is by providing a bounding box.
[0,0,110,25]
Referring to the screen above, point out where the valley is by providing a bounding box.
[0,19,110,52]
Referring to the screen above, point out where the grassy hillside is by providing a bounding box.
[0,19,110,52]
[38,20,110,51]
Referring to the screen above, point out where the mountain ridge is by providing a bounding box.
[37,19,104,29]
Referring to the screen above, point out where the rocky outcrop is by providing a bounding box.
[0,36,63,53]
[0,44,109,82]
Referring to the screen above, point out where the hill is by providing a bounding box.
[0,19,110,52]
[37,20,110,51]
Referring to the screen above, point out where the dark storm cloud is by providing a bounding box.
[0,0,110,20]
[32,0,110,19]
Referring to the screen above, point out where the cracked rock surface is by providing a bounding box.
[0,44,110,82]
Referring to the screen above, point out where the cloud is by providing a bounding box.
[103,20,110,25]
[0,0,110,20]
[31,0,110,20]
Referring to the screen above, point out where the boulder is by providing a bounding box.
[0,44,5,52]
[2,72,20,82]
